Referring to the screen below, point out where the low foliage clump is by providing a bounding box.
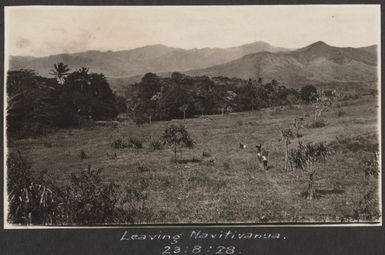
[128,137,143,149]
[336,109,347,117]
[137,163,150,172]
[333,135,378,153]
[65,165,119,224]
[7,152,60,225]
[111,136,143,149]
[149,139,163,150]
[7,152,140,225]
[111,137,129,149]
[308,119,327,128]
[352,188,381,222]
[202,151,211,157]
[79,150,88,159]
[361,153,379,180]
[289,142,331,170]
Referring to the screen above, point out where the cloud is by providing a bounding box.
[15,38,31,49]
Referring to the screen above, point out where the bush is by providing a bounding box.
[128,137,143,149]
[309,120,327,128]
[111,136,143,149]
[336,110,347,117]
[237,120,244,126]
[111,137,129,149]
[79,150,88,159]
[333,135,378,153]
[149,140,163,150]
[289,142,331,171]
[137,163,150,172]
[352,188,381,221]
[7,152,61,225]
[202,151,211,157]
[65,165,119,224]
[7,152,144,225]
[361,153,379,179]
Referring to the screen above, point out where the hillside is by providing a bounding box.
[187,41,378,87]
[9,41,288,78]
[9,95,379,223]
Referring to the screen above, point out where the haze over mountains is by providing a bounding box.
[9,41,377,93]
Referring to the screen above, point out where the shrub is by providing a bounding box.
[7,153,138,225]
[223,162,231,170]
[336,110,347,117]
[149,140,163,150]
[7,152,60,225]
[309,120,327,128]
[333,135,378,153]
[111,137,128,149]
[111,136,143,149]
[202,151,211,157]
[352,188,381,221]
[79,150,88,159]
[289,142,331,171]
[128,137,143,149]
[361,153,379,180]
[137,163,150,172]
[65,165,119,225]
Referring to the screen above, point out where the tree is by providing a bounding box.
[162,124,194,162]
[64,70,118,123]
[49,63,70,85]
[300,85,318,103]
[280,127,296,171]
[7,70,60,138]
[178,104,189,119]
[289,142,330,200]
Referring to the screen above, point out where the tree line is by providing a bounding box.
[125,72,309,124]
[7,62,320,138]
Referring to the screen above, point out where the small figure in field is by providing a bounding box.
[256,144,269,170]
[240,143,247,149]
[256,144,263,161]
[262,151,269,170]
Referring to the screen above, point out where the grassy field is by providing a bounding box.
[8,95,380,224]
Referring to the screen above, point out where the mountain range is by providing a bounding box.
[9,41,377,94]
[187,41,377,85]
[9,41,287,78]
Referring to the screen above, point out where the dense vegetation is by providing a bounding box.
[126,73,300,123]
[7,66,125,138]
[7,63,311,137]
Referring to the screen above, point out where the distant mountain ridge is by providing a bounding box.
[9,41,288,78]
[9,41,377,94]
[186,41,377,86]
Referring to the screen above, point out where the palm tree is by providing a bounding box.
[49,62,70,84]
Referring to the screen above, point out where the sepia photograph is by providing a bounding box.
[3,5,381,227]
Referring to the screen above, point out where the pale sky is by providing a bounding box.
[5,5,381,57]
